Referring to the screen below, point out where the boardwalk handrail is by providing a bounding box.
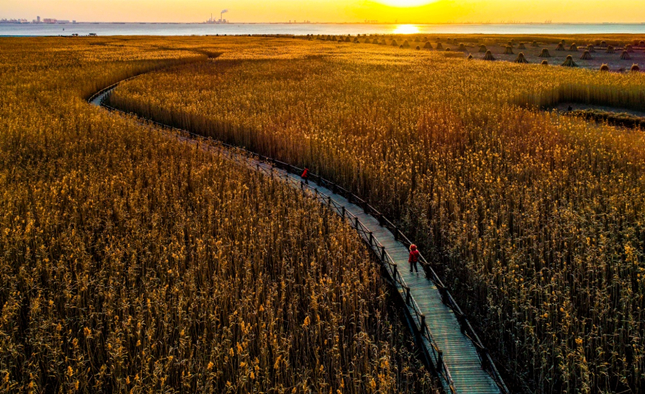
[97,88,509,394]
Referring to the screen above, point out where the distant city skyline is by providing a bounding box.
[3,1,645,24]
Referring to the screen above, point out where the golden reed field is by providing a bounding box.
[0,38,439,393]
[107,35,645,393]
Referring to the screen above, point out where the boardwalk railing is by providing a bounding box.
[93,85,509,394]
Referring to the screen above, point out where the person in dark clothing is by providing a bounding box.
[409,244,420,273]
[301,167,309,184]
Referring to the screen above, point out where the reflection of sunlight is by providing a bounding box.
[393,25,420,35]
[376,0,439,6]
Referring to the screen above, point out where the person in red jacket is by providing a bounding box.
[409,244,420,273]
[301,167,309,184]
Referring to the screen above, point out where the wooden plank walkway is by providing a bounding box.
[89,84,505,394]
[278,172,501,394]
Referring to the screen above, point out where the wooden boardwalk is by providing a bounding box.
[89,83,506,394]
[279,173,502,394]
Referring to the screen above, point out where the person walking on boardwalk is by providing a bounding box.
[301,167,309,184]
[409,244,420,273]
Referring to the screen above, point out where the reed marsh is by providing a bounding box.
[108,35,645,393]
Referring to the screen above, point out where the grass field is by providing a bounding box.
[107,35,645,393]
[0,37,439,393]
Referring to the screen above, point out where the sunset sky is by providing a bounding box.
[4,0,645,23]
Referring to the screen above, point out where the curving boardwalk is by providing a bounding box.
[89,79,507,394]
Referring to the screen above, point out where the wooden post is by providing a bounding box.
[341,206,346,219]
[381,246,385,261]
[369,232,374,246]
[354,217,359,229]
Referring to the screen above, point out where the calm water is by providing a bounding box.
[3,23,645,37]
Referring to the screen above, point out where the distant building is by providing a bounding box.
[0,18,29,24]
[43,18,57,24]
[37,16,41,23]
[204,10,229,24]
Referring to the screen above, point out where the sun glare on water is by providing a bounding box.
[393,25,420,34]
[375,0,439,7]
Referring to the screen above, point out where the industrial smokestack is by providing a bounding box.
[220,9,228,21]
